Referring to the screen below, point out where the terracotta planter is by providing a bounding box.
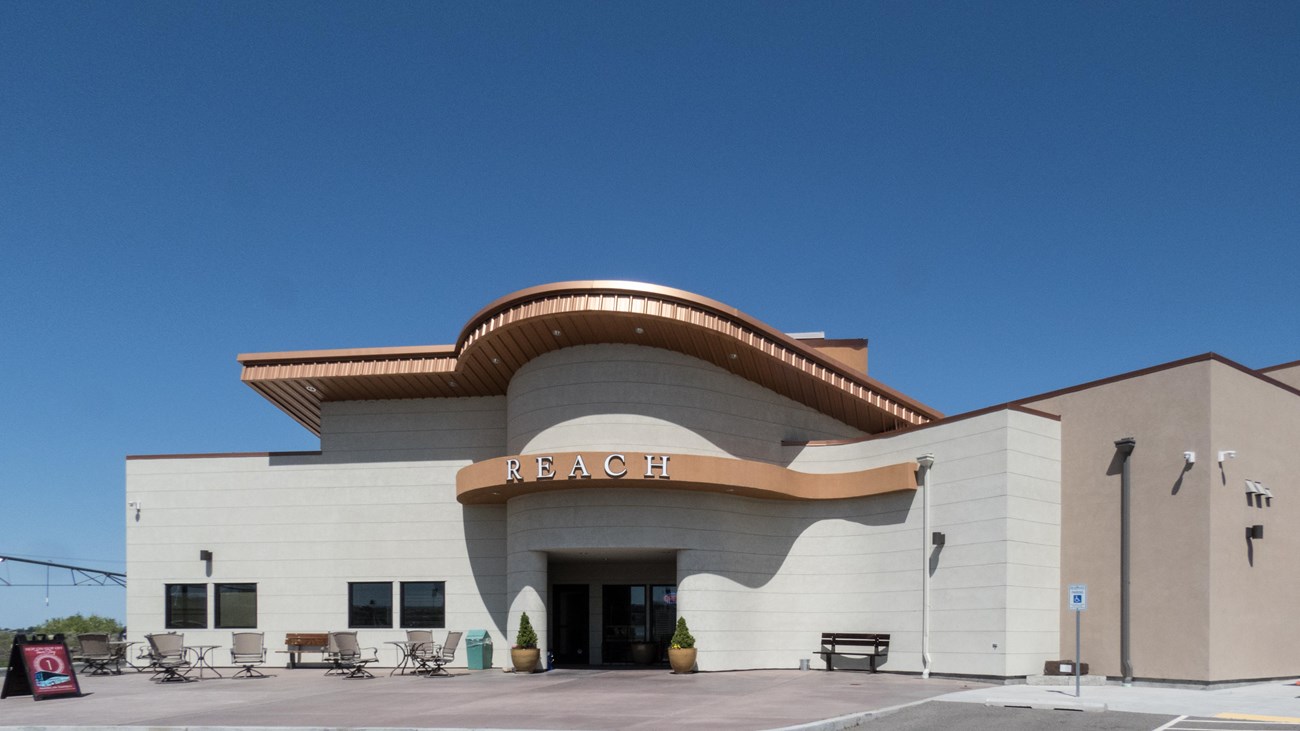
[511,647,540,674]
[668,647,696,674]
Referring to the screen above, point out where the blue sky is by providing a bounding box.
[1,1,1297,628]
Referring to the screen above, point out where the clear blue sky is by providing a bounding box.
[2,1,1297,628]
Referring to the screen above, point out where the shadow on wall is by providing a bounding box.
[465,504,509,638]
[508,487,919,591]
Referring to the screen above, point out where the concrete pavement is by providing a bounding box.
[1,667,1298,730]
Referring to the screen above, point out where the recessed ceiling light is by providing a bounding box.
[448,380,458,388]
[728,353,738,360]
[552,329,562,337]
[304,385,318,393]
[634,327,644,335]
[491,357,501,364]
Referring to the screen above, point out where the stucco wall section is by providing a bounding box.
[506,345,865,462]
[125,397,510,665]
[1207,362,1300,681]
[1026,363,1216,681]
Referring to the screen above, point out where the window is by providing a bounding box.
[215,583,257,628]
[348,582,393,628]
[400,581,446,628]
[165,584,207,629]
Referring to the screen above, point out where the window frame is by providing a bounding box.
[214,583,258,629]
[399,581,446,629]
[164,583,208,629]
[347,581,394,629]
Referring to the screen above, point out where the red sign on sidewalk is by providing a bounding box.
[1,636,82,701]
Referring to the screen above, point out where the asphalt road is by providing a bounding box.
[862,704,1175,731]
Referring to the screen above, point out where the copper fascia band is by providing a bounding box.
[456,451,919,505]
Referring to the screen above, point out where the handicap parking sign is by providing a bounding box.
[1068,584,1087,612]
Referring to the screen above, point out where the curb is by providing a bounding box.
[983,697,1108,712]
[768,698,934,730]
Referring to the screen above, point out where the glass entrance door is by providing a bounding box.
[602,584,675,664]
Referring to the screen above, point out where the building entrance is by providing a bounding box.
[601,584,676,664]
[550,584,589,665]
[547,550,677,666]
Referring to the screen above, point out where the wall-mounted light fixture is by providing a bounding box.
[932,531,946,546]
[1218,450,1237,464]
[1248,525,1264,540]
[128,500,142,519]
[199,550,213,562]
[1183,451,1196,465]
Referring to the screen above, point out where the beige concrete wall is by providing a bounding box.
[125,397,511,666]
[1206,362,1300,680]
[504,408,1061,676]
[506,344,864,462]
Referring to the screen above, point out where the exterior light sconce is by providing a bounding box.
[1248,525,1264,540]
[1183,451,1195,465]
[932,532,946,546]
[199,550,213,562]
[1218,450,1236,464]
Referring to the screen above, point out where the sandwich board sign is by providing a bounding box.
[1,635,83,701]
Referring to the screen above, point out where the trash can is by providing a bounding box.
[466,630,492,670]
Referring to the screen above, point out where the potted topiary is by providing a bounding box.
[667,617,696,674]
[511,612,540,673]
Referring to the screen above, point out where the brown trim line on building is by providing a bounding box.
[1013,352,1300,405]
[236,280,944,437]
[126,451,322,461]
[1258,358,1300,374]
[783,403,1060,447]
[454,280,941,420]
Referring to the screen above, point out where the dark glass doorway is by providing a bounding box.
[550,584,589,665]
[602,584,676,664]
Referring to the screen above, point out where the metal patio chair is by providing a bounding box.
[405,629,436,675]
[76,633,120,675]
[425,630,462,677]
[146,632,194,683]
[230,632,270,678]
[328,631,377,679]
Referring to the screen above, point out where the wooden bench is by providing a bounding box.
[817,632,889,672]
[282,632,330,669]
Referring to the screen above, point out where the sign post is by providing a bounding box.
[1068,584,1087,698]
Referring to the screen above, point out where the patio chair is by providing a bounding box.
[406,629,436,674]
[146,632,194,683]
[323,631,346,676]
[77,633,120,675]
[230,632,270,679]
[328,631,377,679]
[425,631,462,677]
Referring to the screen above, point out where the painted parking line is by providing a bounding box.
[1155,715,1300,731]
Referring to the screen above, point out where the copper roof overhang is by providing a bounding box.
[238,280,943,436]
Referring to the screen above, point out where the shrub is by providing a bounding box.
[515,611,538,649]
[670,617,695,649]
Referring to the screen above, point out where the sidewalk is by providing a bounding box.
[0,667,986,731]
[937,677,1300,721]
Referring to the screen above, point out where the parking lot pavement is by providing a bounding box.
[0,667,989,731]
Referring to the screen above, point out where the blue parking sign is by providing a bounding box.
[1068,584,1087,611]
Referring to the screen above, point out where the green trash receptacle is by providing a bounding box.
[466,630,492,670]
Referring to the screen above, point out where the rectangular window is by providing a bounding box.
[400,581,446,628]
[165,584,207,629]
[348,582,393,628]
[215,583,258,628]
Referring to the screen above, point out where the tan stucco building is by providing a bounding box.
[125,281,1299,684]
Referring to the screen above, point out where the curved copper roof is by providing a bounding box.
[238,280,941,435]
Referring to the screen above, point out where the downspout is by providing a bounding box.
[917,453,935,679]
[1114,437,1136,686]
